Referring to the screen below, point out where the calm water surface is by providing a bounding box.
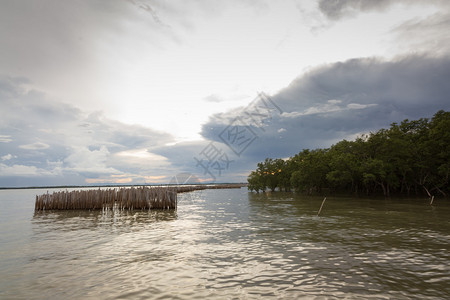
[0,188,449,299]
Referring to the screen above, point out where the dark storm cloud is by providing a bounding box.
[153,141,210,169]
[150,134,259,182]
[201,55,450,172]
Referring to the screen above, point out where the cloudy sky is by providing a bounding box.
[1,0,450,187]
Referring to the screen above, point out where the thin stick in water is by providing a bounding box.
[317,197,327,216]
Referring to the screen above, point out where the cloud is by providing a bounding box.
[150,138,242,182]
[0,0,265,93]
[1,154,14,161]
[64,146,120,176]
[19,142,50,150]
[203,94,224,103]
[317,0,449,20]
[0,135,12,143]
[3,54,449,185]
[0,77,176,186]
[110,148,171,175]
[85,176,133,184]
[0,0,185,117]
[318,0,391,20]
[124,0,168,26]
[2,1,450,186]
[201,55,450,179]
[392,12,450,55]
[0,162,62,177]
[346,103,377,109]
[0,164,40,177]
[281,100,377,118]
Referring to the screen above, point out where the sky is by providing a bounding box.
[1,0,450,187]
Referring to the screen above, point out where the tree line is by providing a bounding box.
[247,110,450,197]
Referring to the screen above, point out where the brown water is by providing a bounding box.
[0,188,449,299]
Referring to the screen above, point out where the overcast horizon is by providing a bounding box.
[1,0,450,187]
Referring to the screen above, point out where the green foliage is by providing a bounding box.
[247,110,450,196]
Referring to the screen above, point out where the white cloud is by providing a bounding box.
[112,149,171,171]
[281,100,376,118]
[19,142,50,150]
[203,94,224,103]
[0,162,61,177]
[392,12,450,55]
[0,135,12,143]
[347,103,377,109]
[0,164,39,177]
[327,99,342,104]
[302,100,343,115]
[1,154,14,161]
[277,128,287,133]
[64,146,120,175]
[0,76,178,185]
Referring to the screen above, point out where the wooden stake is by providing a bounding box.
[34,185,186,211]
[317,197,327,216]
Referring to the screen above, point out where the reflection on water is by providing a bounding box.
[0,188,449,299]
[33,209,178,231]
[247,193,450,299]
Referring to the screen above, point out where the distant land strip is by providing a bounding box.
[1,183,247,190]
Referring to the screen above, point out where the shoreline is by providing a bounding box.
[0,182,247,191]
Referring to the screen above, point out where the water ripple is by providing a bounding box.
[0,189,449,299]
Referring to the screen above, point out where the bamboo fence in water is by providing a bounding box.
[34,184,246,211]
[35,187,177,211]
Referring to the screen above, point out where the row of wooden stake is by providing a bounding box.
[34,184,246,211]
[35,186,179,211]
